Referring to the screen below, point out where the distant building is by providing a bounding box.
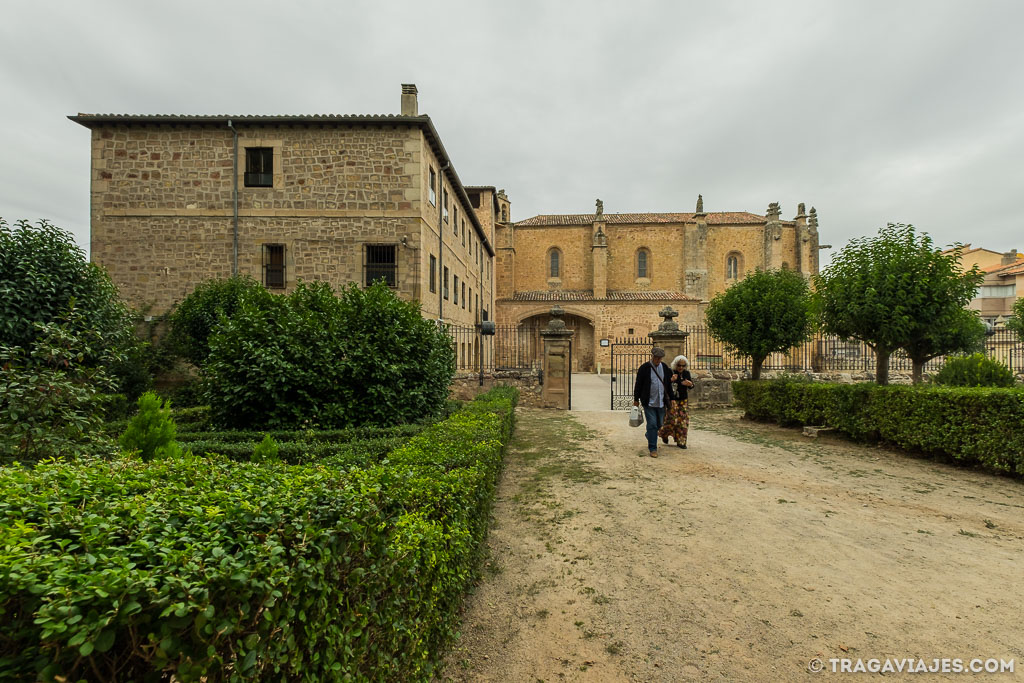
[495,199,822,371]
[69,84,494,329]
[951,245,1023,324]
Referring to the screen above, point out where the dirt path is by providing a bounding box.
[439,408,1024,682]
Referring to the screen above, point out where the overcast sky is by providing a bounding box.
[2,0,1022,268]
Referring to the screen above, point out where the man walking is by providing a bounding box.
[633,347,673,457]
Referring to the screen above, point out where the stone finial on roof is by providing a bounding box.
[696,194,704,214]
[541,305,572,336]
[656,305,680,332]
[497,189,508,200]
[808,206,818,229]
[767,202,781,221]
[596,198,604,217]
[797,202,806,217]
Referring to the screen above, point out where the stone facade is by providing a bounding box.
[70,85,495,329]
[495,199,821,371]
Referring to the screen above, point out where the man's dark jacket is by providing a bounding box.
[633,360,673,408]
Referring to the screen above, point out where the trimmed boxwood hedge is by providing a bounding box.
[733,380,1024,474]
[0,386,518,681]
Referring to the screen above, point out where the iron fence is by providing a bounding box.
[446,323,1023,375]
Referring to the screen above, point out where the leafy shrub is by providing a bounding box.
[166,275,265,366]
[933,353,1015,388]
[0,386,519,681]
[733,379,1024,474]
[251,434,279,462]
[203,281,455,429]
[118,392,181,460]
[0,312,118,464]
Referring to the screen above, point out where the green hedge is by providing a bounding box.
[733,380,1024,474]
[185,435,407,468]
[0,386,518,681]
[176,423,426,445]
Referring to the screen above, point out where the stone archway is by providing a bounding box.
[519,311,596,372]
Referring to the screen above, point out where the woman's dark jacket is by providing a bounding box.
[668,369,693,402]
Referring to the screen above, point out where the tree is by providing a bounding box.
[1007,297,1024,342]
[813,224,983,385]
[903,306,986,384]
[704,268,813,380]
[166,275,265,366]
[203,281,455,429]
[0,218,134,364]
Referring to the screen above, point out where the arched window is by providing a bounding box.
[726,253,741,280]
[549,248,561,278]
[637,249,650,279]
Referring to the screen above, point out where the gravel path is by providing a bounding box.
[439,408,1023,682]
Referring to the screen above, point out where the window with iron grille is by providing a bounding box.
[461,281,466,309]
[245,148,273,187]
[429,254,437,293]
[444,266,449,300]
[263,244,286,289]
[453,275,459,305]
[365,244,397,287]
[429,167,436,205]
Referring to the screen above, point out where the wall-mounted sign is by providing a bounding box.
[599,338,610,347]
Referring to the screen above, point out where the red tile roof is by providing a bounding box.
[982,258,1024,275]
[514,211,793,227]
[504,290,698,302]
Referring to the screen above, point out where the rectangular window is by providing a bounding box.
[429,254,437,293]
[429,167,436,206]
[245,148,273,187]
[453,206,459,233]
[461,220,466,247]
[453,275,459,305]
[469,287,472,312]
[442,188,449,223]
[443,266,449,300]
[978,284,1016,298]
[263,243,285,288]
[365,244,397,287]
[461,281,466,309]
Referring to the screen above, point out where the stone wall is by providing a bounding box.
[449,369,544,406]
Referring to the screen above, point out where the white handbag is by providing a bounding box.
[629,404,644,427]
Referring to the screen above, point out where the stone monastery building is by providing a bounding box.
[71,84,821,372]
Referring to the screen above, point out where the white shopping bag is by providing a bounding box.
[629,404,644,427]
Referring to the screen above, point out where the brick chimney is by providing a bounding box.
[1002,250,1019,266]
[401,84,418,116]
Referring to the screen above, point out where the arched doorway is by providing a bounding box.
[518,311,596,372]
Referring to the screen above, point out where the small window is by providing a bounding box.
[727,254,740,280]
[443,188,449,223]
[263,243,285,288]
[461,281,466,309]
[245,148,273,187]
[453,206,459,232]
[637,249,649,278]
[549,248,561,278]
[443,266,449,300]
[628,328,635,335]
[469,287,473,312]
[469,192,481,209]
[429,167,437,206]
[429,254,437,293]
[462,220,466,247]
[365,244,397,287]
[453,275,459,305]
[501,205,508,222]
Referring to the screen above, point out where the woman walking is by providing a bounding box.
[659,355,693,449]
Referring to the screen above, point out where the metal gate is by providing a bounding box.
[609,338,652,410]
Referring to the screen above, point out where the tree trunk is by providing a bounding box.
[875,349,890,385]
[752,356,765,380]
[911,359,924,385]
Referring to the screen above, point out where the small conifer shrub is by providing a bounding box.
[119,391,182,460]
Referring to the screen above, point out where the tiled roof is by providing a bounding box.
[986,258,1024,276]
[505,290,698,302]
[514,212,793,227]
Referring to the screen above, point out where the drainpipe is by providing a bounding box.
[438,161,450,324]
[227,119,239,276]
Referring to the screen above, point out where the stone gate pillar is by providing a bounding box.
[540,305,574,410]
[648,306,690,362]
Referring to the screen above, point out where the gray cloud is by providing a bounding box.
[2,0,1022,266]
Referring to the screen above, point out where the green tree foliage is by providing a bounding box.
[704,268,813,379]
[903,307,987,384]
[118,391,182,460]
[813,224,983,385]
[166,275,264,366]
[933,353,1015,388]
[251,434,280,462]
[203,281,455,429]
[0,218,134,363]
[0,309,119,464]
[1007,297,1024,342]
